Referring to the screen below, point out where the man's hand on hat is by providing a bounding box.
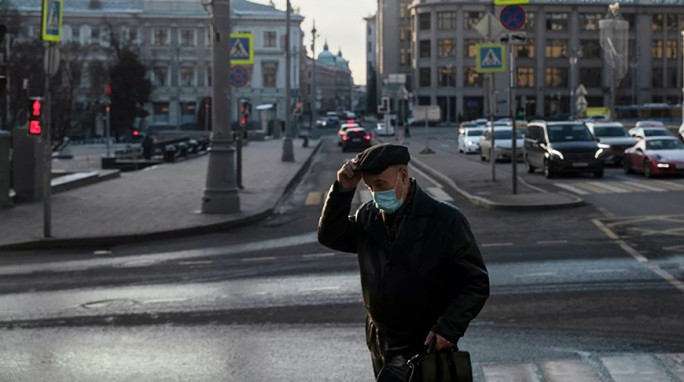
[337,160,362,192]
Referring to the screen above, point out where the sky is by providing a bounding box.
[253,0,377,85]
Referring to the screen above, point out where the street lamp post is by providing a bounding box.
[564,47,582,118]
[310,20,318,139]
[446,64,452,128]
[282,0,294,162]
[200,0,240,214]
[681,30,684,125]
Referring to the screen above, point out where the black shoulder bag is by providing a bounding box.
[405,339,472,382]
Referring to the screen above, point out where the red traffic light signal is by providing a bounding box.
[28,98,43,136]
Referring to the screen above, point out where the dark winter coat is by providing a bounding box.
[318,181,490,347]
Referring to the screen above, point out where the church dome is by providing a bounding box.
[335,49,349,71]
[317,41,336,65]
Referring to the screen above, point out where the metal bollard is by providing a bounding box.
[0,130,11,207]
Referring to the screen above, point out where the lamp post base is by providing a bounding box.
[201,139,240,214]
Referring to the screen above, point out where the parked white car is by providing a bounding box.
[678,122,684,142]
[375,122,395,136]
[458,127,484,154]
[479,127,524,162]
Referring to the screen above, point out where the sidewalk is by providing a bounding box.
[0,138,320,250]
[378,132,583,211]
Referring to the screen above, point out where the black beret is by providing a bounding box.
[353,143,410,174]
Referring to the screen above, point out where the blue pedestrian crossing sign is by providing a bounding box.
[476,43,506,73]
[41,0,63,42]
[229,33,254,65]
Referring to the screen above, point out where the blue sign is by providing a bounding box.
[229,33,254,65]
[500,5,526,31]
[476,43,506,73]
[230,65,250,88]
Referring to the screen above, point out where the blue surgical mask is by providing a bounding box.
[371,175,404,214]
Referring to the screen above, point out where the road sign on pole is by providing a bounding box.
[500,5,526,31]
[499,32,527,45]
[476,43,506,73]
[41,0,63,42]
[229,33,254,65]
[229,65,250,88]
[495,0,529,5]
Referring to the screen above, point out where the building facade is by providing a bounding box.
[11,0,304,133]
[377,0,414,94]
[302,42,353,115]
[410,0,684,121]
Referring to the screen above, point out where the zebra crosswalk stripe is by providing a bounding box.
[648,180,684,191]
[426,187,454,202]
[601,355,671,382]
[554,183,591,195]
[586,181,631,193]
[482,363,540,382]
[571,182,612,194]
[620,180,666,192]
[540,360,601,382]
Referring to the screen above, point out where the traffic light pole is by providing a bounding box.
[281,0,294,162]
[43,43,54,238]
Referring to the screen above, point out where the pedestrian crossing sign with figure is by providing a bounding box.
[476,43,506,73]
[41,0,63,42]
[229,33,254,65]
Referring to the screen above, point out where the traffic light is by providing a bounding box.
[239,100,250,126]
[28,97,43,136]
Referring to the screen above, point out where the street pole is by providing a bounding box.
[447,65,452,128]
[509,43,517,194]
[681,30,684,125]
[489,74,496,182]
[201,0,240,214]
[43,43,54,238]
[310,20,318,139]
[282,0,294,162]
[105,104,111,157]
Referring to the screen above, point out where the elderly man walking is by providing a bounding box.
[318,143,490,382]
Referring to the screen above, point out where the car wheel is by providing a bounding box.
[480,153,486,161]
[543,160,554,178]
[644,159,653,178]
[623,158,633,174]
[593,169,604,178]
[526,157,535,173]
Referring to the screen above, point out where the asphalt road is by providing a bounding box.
[1,130,683,381]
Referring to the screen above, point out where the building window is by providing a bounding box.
[525,12,535,31]
[438,11,457,30]
[368,26,372,36]
[72,26,80,41]
[262,61,278,88]
[419,13,431,30]
[419,68,431,87]
[419,40,431,58]
[128,27,139,44]
[515,39,535,58]
[622,13,635,28]
[517,67,535,88]
[400,48,411,65]
[400,27,410,41]
[438,39,455,58]
[545,39,567,58]
[464,67,482,87]
[580,13,602,31]
[651,14,675,31]
[545,68,568,87]
[153,66,169,86]
[400,4,408,19]
[154,29,169,46]
[264,31,276,47]
[580,68,602,87]
[652,40,678,59]
[180,67,195,86]
[180,29,196,47]
[546,13,568,31]
[153,102,170,123]
[466,12,484,29]
[90,26,100,43]
[438,66,456,87]
[181,102,196,116]
[581,40,601,58]
[368,41,372,53]
[652,67,663,88]
[464,39,479,58]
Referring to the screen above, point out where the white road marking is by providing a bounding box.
[178,260,213,266]
[602,355,671,382]
[554,183,590,195]
[481,242,513,248]
[142,165,158,172]
[587,181,630,193]
[620,180,666,192]
[540,360,601,382]
[517,272,557,278]
[409,163,443,188]
[93,250,113,256]
[241,256,277,262]
[586,268,628,274]
[482,363,540,382]
[297,286,340,293]
[426,187,454,202]
[302,253,335,259]
[536,240,568,245]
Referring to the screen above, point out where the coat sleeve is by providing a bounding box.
[317,181,359,253]
[432,212,490,344]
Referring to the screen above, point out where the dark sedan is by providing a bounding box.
[341,127,372,152]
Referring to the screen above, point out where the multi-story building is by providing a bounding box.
[364,14,378,114]
[10,0,303,133]
[377,0,414,96]
[410,0,684,121]
[302,42,354,115]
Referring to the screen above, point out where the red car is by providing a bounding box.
[623,137,684,177]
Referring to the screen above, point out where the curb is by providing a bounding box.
[409,155,584,211]
[0,140,325,251]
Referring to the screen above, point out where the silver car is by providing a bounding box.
[479,127,524,162]
[458,127,484,154]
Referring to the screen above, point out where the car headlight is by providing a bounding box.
[467,141,475,146]
[598,143,611,149]
[595,148,604,159]
[548,148,564,160]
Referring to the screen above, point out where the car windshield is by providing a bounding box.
[467,129,484,137]
[646,139,684,150]
[594,126,629,137]
[547,124,594,142]
[493,130,522,140]
[643,129,670,137]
